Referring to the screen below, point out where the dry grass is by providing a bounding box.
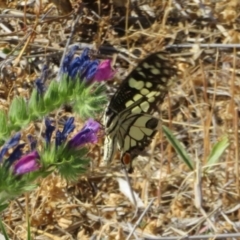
[1,0,240,239]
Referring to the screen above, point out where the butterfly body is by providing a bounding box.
[104,52,177,169]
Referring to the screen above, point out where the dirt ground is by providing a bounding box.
[1,0,240,239]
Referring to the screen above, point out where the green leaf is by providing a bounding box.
[55,145,89,181]
[0,167,38,202]
[27,217,31,240]
[162,125,194,171]
[44,80,60,110]
[206,136,229,167]
[58,75,72,100]
[2,48,11,54]
[73,82,107,119]
[28,89,44,120]
[8,97,29,127]
[0,203,8,212]
[0,110,9,141]
[41,144,56,166]
[0,218,9,240]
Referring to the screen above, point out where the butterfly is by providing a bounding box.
[103,51,177,171]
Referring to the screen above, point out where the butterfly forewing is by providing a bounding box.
[104,51,177,167]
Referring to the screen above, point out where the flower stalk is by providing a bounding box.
[0,46,116,211]
[0,47,116,145]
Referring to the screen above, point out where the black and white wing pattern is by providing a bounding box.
[104,52,177,170]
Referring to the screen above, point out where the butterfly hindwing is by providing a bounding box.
[119,114,160,170]
[119,113,159,152]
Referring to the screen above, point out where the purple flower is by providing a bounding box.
[55,117,75,147]
[35,65,48,96]
[0,133,21,162]
[61,117,75,139]
[82,60,100,81]
[13,151,40,175]
[93,59,116,82]
[40,65,49,82]
[5,143,25,168]
[68,48,90,78]
[45,118,55,144]
[35,79,45,96]
[28,135,37,151]
[62,45,80,73]
[59,47,117,82]
[55,130,62,147]
[68,119,100,148]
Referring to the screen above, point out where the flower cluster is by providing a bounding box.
[42,117,101,180]
[45,117,100,149]
[0,46,111,210]
[0,117,101,206]
[0,133,39,175]
[60,47,116,82]
[0,46,113,145]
